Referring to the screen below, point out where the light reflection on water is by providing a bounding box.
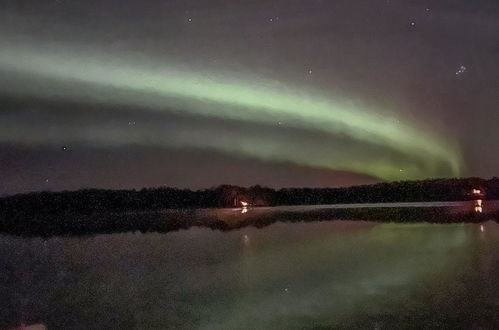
[1,218,499,329]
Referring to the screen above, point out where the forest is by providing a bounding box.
[0,177,497,236]
[0,177,497,218]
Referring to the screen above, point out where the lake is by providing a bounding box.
[1,203,499,329]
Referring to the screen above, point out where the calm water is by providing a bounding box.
[1,206,499,329]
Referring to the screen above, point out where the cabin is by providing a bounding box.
[470,188,485,198]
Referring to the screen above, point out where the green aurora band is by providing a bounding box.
[0,44,463,180]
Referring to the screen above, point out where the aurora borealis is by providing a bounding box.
[0,0,497,194]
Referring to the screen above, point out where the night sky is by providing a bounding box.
[0,0,498,195]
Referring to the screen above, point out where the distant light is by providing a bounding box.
[241,201,249,207]
[474,206,482,213]
[480,225,484,232]
[472,189,481,195]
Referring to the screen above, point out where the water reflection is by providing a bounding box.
[1,201,498,237]
[242,234,250,246]
[474,199,483,213]
[1,220,499,329]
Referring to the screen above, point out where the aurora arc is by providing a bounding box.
[0,44,463,180]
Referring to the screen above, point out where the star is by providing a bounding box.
[455,65,467,76]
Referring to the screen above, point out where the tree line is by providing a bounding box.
[0,177,498,219]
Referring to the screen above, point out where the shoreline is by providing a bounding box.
[1,201,497,237]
